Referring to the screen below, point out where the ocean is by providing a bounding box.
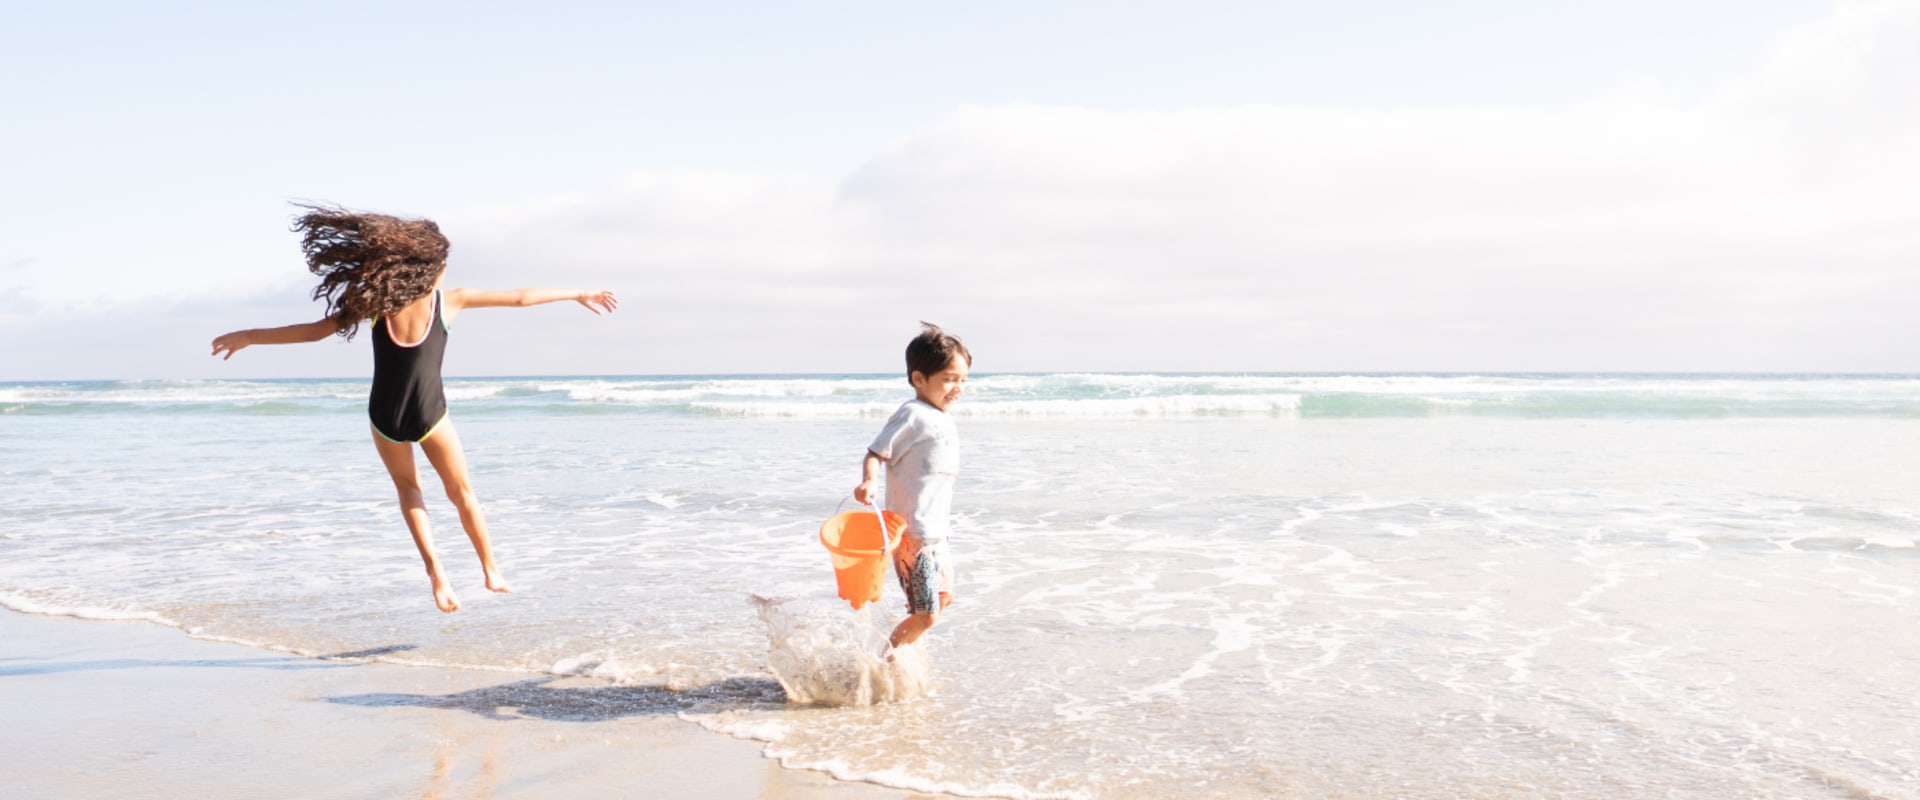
[2,373,1916,799]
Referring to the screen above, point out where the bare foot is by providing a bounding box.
[484,571,513,594]
[432,580,460,613]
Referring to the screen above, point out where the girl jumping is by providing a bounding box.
[211,204,618,612]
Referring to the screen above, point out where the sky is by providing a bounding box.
[2,0,1914,380]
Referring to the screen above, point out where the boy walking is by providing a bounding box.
[853,322,971,649]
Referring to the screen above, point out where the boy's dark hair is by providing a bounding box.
[905,321,970,378]
[293,202,451,340]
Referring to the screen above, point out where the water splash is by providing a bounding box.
[751,595,931,706]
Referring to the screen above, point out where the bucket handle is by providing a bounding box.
[833,494,895,556]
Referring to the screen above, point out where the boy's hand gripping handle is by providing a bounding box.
[835,494,894,556]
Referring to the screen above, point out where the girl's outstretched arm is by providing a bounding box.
[444,288,618,320]
[210,319,338,360]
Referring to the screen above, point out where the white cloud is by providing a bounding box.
[7,0,1916,380]
[418,1,1916,374]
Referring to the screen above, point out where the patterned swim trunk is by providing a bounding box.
[892,536,953,616]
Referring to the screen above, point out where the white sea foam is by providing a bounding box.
[690,712,1090,800]
[960,395,1303,417]
[690,394,1304,418]
[546,651,669,683]
[643,492,685,510]
[443,383,519,401]
[690,400,902,418]
[1127,613,1257,702]
[0,591,178,626]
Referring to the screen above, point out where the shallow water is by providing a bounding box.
[2,374,1916,798]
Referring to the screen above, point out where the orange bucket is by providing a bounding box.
[819,506,905,609]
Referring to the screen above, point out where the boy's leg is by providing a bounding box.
[418,422,510,594]
[371,428,458,612]
[889,540,949,648]
[890,612,935,648]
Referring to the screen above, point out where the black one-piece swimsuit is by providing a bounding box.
[368,290,450,443]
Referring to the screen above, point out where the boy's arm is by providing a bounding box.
[443,288,618,319]
[210,318,338,360]
[853,451,884,505]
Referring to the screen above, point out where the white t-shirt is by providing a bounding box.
[868,399,960,545]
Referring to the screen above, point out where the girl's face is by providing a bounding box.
[911,357,970,411]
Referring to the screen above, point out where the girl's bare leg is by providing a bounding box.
[419,422,511,593]
[372,428,459,612]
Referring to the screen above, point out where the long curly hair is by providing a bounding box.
[293,203,450,340]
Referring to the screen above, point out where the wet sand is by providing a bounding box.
[0,610,929,800]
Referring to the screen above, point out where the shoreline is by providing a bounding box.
[0,608,929,800]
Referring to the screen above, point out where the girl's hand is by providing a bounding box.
[853,480,877,506]
[210,331,251,360]
[577,290,618,315]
